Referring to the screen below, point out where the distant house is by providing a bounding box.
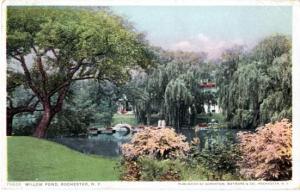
[199,81,221,114]
[199,82,216,89]
[203,103,221,114]
[199,82,217,93]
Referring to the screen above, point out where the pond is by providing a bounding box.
[49,128,251,157]
[49,131,133,157]
[180,128,244,149]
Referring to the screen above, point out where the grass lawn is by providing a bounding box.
[7,136,120,181]
[112,113,138,126]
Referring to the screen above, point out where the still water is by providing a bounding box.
[50,131,133,157]
[49,128,244,157]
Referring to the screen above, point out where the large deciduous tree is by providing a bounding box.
[7,7,152,137]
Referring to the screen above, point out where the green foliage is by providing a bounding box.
[180,163,209,181]
[187,131,240,180]
[118,155,183,181]
[7,70,25,91]
[7,6,151,78]
[7,6,153,136]
[217,35,292,128]
[13,113,38,136]
[47,108,89,137]
[164,78,194,129]
[237,119,292,180]
[137,156,182,181]
[47,80,118,136]
[124,50,215,128]
[9,86,40,136]
[112,114,138,126]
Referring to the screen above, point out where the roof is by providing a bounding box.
[199,82,216,88]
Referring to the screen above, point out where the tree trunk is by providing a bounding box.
[176,104,180,132]
[33,87,68,138]
[33,105,52,138]
[146,113,150,126]
[7,111,13,136]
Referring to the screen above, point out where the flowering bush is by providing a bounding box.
[121,127,190,160]
[237,119,292,180]
[120,127,189,181]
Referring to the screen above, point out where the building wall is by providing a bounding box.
[204,104,221,114]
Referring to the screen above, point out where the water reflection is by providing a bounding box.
[179,128,240,149]
[49,128,246,157]
[50,131,132,157]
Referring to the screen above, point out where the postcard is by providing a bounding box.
[1,0,300,191]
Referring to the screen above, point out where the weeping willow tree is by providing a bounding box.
[259,50,292,123]
[124,50,216,129]
[124,66,168,125]
[217,35,291,129]
[164,78,194,130]
[216,46,244,122]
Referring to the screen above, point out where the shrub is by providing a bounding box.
[187,131,240,180]
[120,127,189,181]
[119,159,141,181]
[138,156,182,181]
[121,127,190,160]
[237,119,292,180]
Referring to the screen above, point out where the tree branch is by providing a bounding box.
[19,55,43,100]
[7,97,13,108]
[72,76,94,81]
[25,95,36,106]
[49,81,70,96]
[36,56,49,95]
[31,45,38,55]
[51,48,59,59]
[8,53,22,62]
[8,105,36,115]
[47,58,86,99]
[69,58,85,74]
[52,86,69,113]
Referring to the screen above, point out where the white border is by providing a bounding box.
[1,0,296,6]
[1,0,299,191]
[0,0,7,188]
[292,0,300,189]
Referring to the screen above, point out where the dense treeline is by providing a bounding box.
[124,51,217,130]
[125,35,292,130]
[216,35,292,129]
